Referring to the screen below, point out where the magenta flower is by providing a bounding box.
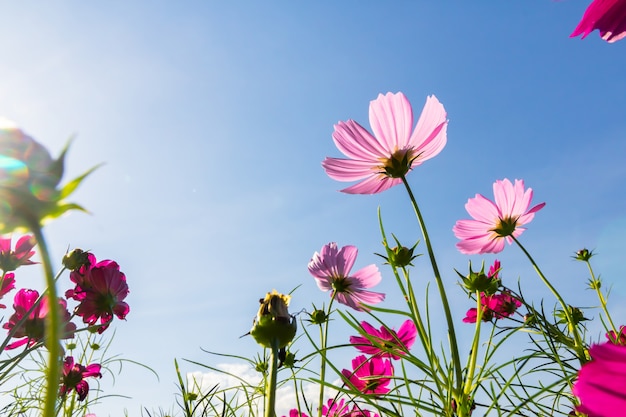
[322,398,349,417]
[308,243,384,312]
[0,234,36,272]
[0,272,15,308]
[322,92,448,194]
[463,291,521,324]
[573,342,626,416]
[606,325,626,345]
[59,356,102,401]
[3,288,76,350]
[341,355,393,395]
[67,258,129,333]
[350,320,417,360]
[282,410,309,417]
[453,179,546,255]
[571,0,626,43]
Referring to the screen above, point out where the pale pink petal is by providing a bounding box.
[351,264,382,288]
[465,194,500,223]
[408,95,448,161]
[339,175,401,195]
[368,92,413,152]
[322,157,376,182]
[332,120,388,160]
[336,245,358,277]
[411,121,447,165]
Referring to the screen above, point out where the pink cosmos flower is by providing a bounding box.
[349,320,417,360]
[59,356,102,401]
[606,325,626,345]
[282,410,309,417]
[573,342,626,416]
[67,258,129,333]
[463,291,521,324]
[322,92,448,194]
[308,243,384,312]
[571,0,626,43]
[341,355,393,395]
[3,288,76,350]
[0,234,36,272]
[0,272,16,308]
[322,398,349,417]
[453,179,546,255]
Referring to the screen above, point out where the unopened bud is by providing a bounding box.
[250,290,297,349]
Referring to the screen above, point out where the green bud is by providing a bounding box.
[62,248,91,271]
[185,392,198,402]
[457,262,500,295]
[250,290,297,349]
[91,343,100,350]
[66,342,76,350]
[307,309,328,325]
[574,248,594,261]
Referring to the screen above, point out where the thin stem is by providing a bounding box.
[265,340,280,417]
[401,176,463,394]
[30,223,61,417]
[463,292,483,399]
[585,259,618,338]
[317,297,334,417]
[512,236,586,362]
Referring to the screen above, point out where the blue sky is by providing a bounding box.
[1,2,625,416]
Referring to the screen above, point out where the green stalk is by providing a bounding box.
[30,223,60,417]
[265,339,280,417]
[512,237,585,362]
[401,176,463,393]
[463,291,483,399]
[317,297,334,417]
[585,259,618,338]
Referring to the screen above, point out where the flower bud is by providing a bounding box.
[574,248,593,261]
[307,308,328,325]
[250,290,297,349]
[62,248,92,271]
[457,262,500,295]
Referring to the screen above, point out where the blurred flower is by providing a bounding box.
[571,0,626,43]
[308,243,384,312]
[0,119,96,233]
[66,258,129,333]
[0,234,37,272]
[3,288,76,350]
[0,272,15,308]
[606,325,626,345]
[349,320,417,360]
[322,398,349,417]
[59,356,102,401]
[453,179,545,254]
[322,92,447,194]
[573,342,626,416]
[341,355,393,395]
[250,290,297,349]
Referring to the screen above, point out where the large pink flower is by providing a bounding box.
[67,257,130,333]
[308,243,384,312]
[453,179,545,255]
[571,0,626,43]
[3,288,76,350]
[573,342,626,416]
[349,320,417,360]
[59,356,102,401]
[0,234,36,272]
[341,355,393,395]
[322,92,448,194]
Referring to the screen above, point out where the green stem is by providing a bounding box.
[30,223,61,417]
[463,292,483,399]
[317,297,334,417]
[586,260,618,338]
[266,340,280,417]
[512,237,585,362]
[401,176,463,394]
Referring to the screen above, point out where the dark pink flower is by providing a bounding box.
[341,355,393,395]
[573,342,626,416]
[282,410,309,417]
[0,272,16,308]
[453,179,545,255]
[68,259,129,333]
[308,243,384,312]
[59,356,102,401]
[463,292,521,324]
[0,234,36,272]
[322,92,447,194]
[322,398,349,417]
[606,325,626,345]
[3,288,76,350]
[571,0,626,43]
[349,320,417,360]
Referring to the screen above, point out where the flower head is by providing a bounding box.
[308,243,384,311]
[59,356,102,401]
[3,288,76,350]
[606,325,626,345]
[322,92,447,194]
[573,342,626,416]
[453,179,545,254]
[322,398,349,417]
[0,234,37,272]
[66,257,129,333]
[0,120,96,233]
[571,0,626,43]
[341,355,393,395]
[349,320,417,360]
